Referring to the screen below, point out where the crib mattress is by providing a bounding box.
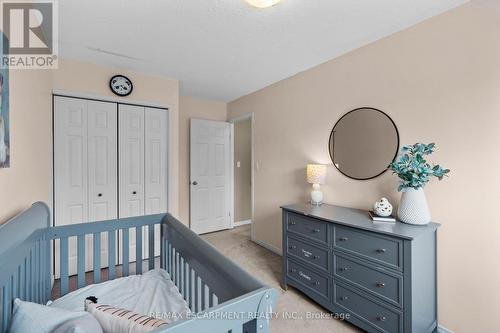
[50,269,190,323]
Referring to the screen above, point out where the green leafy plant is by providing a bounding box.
[390,143,450,191]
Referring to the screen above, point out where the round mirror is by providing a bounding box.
[329,108,399,180]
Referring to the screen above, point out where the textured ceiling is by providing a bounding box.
[59,0,468,101]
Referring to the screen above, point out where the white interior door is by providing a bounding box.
[118,104,145,263]
[87,100,118,269]
[54,96,89,276]
[144,107,168,256]
[190,119,232,234]
[54,97,118,275]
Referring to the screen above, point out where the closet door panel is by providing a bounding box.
[54,96,89,276]
[88,100,118,269]
[88,100,118,222]
[119,104,145,218]
[145,107,168,257]
[119,104,145,264]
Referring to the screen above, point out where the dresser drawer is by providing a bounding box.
[334,226,402,270]
[286,213,328,244]
[334,255,403,308]
[287,237,329,272]
[287,259,329,299]
[334,283,402,333]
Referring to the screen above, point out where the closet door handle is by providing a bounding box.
[97,193,102,197]
[132,191,137,195]
[192,181,198,186]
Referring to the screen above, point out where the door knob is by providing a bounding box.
[98,193,102,197]
[192,181,198,186]
[132,191,137,195]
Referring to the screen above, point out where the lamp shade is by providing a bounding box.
[245,0,281,8]
[307,164,327,185]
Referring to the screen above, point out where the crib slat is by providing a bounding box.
[32,246,37,303]
[77,235,85,289]
[160,225,165,270]
[22,257,28,300]
[26,250,32,301]
[60,237,69,295]
[203,284,210,310]
[93,233,101,284]
[196,275,202,313]
[168,244,172,276]
[175,252,180,288]
[2,285,9,333]
[184,262,189,302]
[179,257,184,295]
[42,239,48,302]
[148,224,154,270]
[136,227,143,274]
[190,268,195,311]
[122,229,129,277]
[108,231,116,280]
[211,292,218,307]
[35,241,41,302]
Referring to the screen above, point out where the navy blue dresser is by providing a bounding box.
[282,203,440,333]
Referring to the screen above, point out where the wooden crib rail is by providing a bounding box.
[0,203,51,333]
[48,213,165,296]
[162,214,265,304]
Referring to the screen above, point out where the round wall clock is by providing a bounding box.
[109,75,133,96]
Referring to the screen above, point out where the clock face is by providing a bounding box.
[110,75,133,96]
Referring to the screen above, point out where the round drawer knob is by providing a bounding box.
[313,229,320,233]
[377,248,387,253]
[290,222,296,225]
[313,255,320,259]
[98,193,102,197]
[289,245,297,249]
[376,282,386,288]
[340,296,348,301]
[339,267,349,272]
[378,316,387,322]
[132,191,137,195]
[313,281,320,286]
[339,237,348,241]
[290,268,297,273]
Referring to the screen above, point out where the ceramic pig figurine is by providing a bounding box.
[373,197,393,217]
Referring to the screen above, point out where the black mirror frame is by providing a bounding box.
[328,107,400,181]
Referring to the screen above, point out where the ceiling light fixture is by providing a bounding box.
[245,0,281,9]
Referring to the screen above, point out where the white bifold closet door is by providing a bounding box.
[119,105,167,263]
[54,96,117,276]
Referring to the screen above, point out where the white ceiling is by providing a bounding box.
[59,0,468,102]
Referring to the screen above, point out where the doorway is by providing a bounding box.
[230,114,253,230]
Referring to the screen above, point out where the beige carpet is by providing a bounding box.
[202,225,362,333]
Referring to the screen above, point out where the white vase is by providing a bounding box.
[397,188,431,225]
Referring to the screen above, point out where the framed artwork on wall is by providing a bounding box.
[0,32,10,168]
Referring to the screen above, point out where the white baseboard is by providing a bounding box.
[438,325,454,333]
[234,219,252,227]
[251,237,282,256]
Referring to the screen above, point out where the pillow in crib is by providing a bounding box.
[52,316,103,333]
[85,298,168,333]
[8,299,101,333]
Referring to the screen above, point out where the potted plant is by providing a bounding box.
[390,143,450,225]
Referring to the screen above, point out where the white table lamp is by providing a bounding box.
[307,164,327,206]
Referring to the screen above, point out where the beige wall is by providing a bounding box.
[178,96,227,224]
[0,70,52,222]
[228,2,500,332]
[0,58,181,222]
[234,118,252,222]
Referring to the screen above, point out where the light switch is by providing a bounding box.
[237,161,241,168]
